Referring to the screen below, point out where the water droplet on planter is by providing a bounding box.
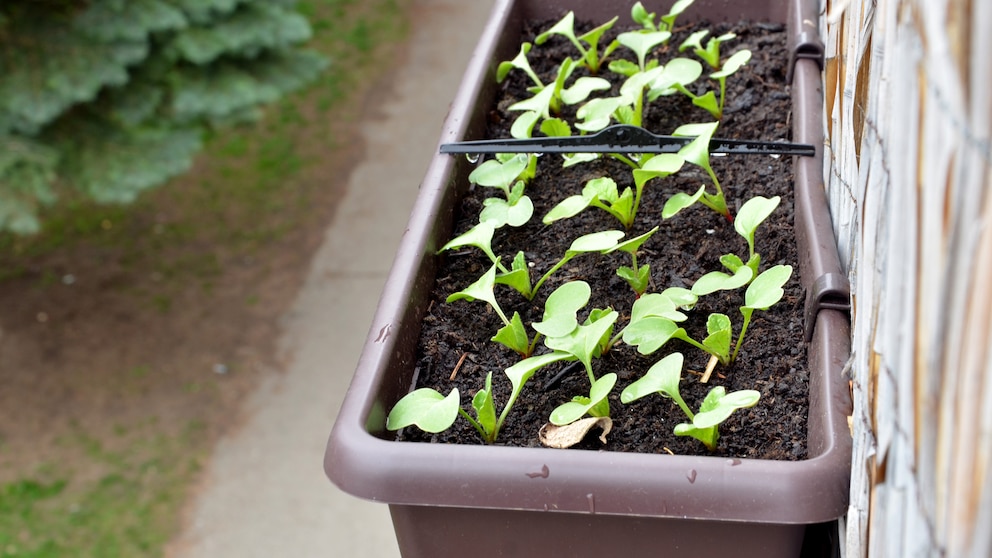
[532,152,544,158]
[586,493,596,514]
[686,469,697,484]
[465,154,480,164]
[769,153,781,159]
[727,458,742,467]
[628,153,641,162]
[712,152,727,157]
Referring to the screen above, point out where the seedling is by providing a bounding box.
[469,153,530,197]
[507,57,611,120]
[438,227,626,302]
[445,260,536,357]
[691,195,781,292]
[623,265,793,366]
[497,42,543,90]
[526,229,626,299]
[534,280,619,383]
[535,12,619,74]
[543,177,634,228]
[604,227,659,296]
[479,180,534,229]
[679,30,737,69]
[733,194,780,275]
[661,121,731,222]
[577,60,702,134]
[631,0,695,33]
[671,40,752,119]
[550,372,617,425]
[386,351,560,444]
[620,352,760,451]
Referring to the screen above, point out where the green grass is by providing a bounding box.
[0,423,205,558]
[0,0,408,555]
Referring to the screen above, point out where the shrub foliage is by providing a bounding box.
[0,0,328,234]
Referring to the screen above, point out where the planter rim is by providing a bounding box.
[325,0,851,526]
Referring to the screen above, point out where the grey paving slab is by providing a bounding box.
[166,1,494,556]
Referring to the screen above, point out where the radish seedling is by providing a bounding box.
[550,372,617,425]
[535,11,619,74]
[623,265,793,366]
[620,352,760,451]
[661,121,732,221]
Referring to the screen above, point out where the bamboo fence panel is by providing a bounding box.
[822,0,991,556]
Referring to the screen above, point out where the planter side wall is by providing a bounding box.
[325,0,851,556]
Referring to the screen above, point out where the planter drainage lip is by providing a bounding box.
[325,0,851,532]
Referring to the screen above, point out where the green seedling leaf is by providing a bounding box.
[661,286,698,310]
[577,17,619,73]
[720,253,745,272]
[561,77,612,105]
[492,311,532,356]
[386,388,460,433]
[546,310,619,382]
[509,85,557,118]
[568,230,625,253]
[536,11,579,47]
[744,264,793,310]
[540,117,571,137]
[469,154,529,193]
[495,251,532,298]
[543,193,594,224]
[550,373,617,425]
[675,385,760,451]
[608,59,641,77]
[630,292,687,322]
[511,110,541,139]
[533,281,591,338]
[617,265,650,295]
[446,260,509,324]
[732,264,793,363]
[480,193,534,228]
[692,387,760,429]
[621,316,684,355]
[712,49,752,78]
[617,30,671,70]
[543,177,618,224]
[607,226,659,255]
[701,313,732,362]
[679,29,711,62]
[438,221,499,265]
[691,91,721,119]
[633,152,685,190]
[660,0,695,31]
[619,353,692,417]
[497,42,542,86]
[691,265,754,296]
[631,2,657,31]
[673,122,719,168]
[472,373,498,436]
[505,352,572,391]
[649,57,703,99]
[735,195,780,258]
[562,153,600,167]
[576,96,628,132]
[662,184,706,219]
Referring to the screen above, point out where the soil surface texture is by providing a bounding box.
[402,19,808,460]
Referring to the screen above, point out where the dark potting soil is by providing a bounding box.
[400,18,808,460]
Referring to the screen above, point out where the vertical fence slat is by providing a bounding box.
[824,0,992,556]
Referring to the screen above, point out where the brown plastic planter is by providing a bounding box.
[325,1,851,556]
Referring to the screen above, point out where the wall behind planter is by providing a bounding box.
[822,0,991,556]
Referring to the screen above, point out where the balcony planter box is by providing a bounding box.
[325,0,851,556]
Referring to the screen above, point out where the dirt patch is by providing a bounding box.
[0,1,410,553]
